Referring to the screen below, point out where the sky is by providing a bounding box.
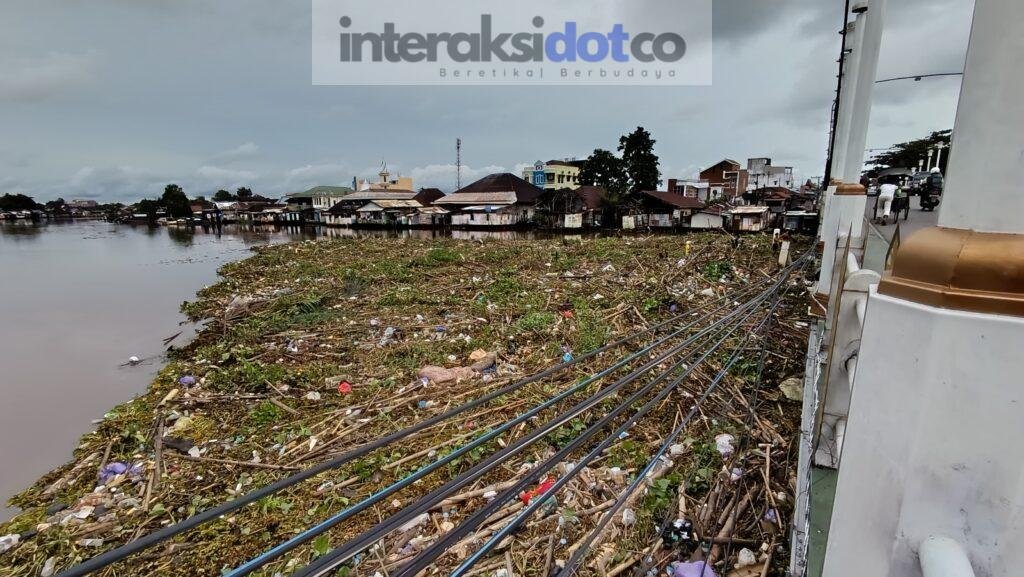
[0,0,974,203]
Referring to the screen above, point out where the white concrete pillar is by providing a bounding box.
[841,0,887,184]
[937,2,1024,235]
[830,18,863,180]
[823,2,1024,576]
[815,191,865,297]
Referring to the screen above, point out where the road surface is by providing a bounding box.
[864,192,939,242]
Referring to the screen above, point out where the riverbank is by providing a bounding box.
[0,234,811,576]
[0,221,320,523]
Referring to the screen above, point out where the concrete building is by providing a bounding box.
[306,186,354,212]
[698,159,749,200]
[355,163,414,192]
[746,158,795,191]
[522,160,582,190]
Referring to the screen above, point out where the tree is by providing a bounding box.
[213,189,235,202]
[578,149,628,196]
[161,184,192,217]
[236,187,253,201]
[45,198,67,211]
[137,198,161,218]
[0,193,41,211]
[618,126,661,195]
[866,129,952,176]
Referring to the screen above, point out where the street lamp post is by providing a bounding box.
[933,142,947,172]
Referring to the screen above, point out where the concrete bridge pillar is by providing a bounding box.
[823,1,1024,575]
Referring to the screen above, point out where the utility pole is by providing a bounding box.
[456,138,462,190]
[823,0,854,187]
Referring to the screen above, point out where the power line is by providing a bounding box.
[875,72,963,83]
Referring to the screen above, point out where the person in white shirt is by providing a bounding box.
[878,182,897,224]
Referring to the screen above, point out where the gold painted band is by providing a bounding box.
[834,183,866,196]
[878,226,1024,317]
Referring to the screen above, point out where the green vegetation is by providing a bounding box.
[0,234,808,577]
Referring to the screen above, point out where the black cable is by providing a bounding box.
[54,292,715,577]
[454,267,796,577]
[558,280,792,577]
[291,285,781,577]
[393,309,757,577]
[444,295,782,577]
[224,277,777,576]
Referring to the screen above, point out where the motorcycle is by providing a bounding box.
[919,190,940,211]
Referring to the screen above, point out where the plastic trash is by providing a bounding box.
[127,356,141,365]
[779,377,803,401]
[670,561,716,577]
[379,326,397,346]
[730,467,744,482]
[0,533,19,554]
[40,556,56,577]
[304,391,322,401]
[418,365,474,384]
[736,548,758,567]
[177,375,196,387]
[661,518,696,551]
[764,508,778,523]
[417,400,436,409]
[715,433,735,457]
[621,508,636,526]
[469,350,497,372]
[162,436,194,454]
[337,381,353,394]
[700,288,716,297]
[519,477,556,504]
[97,462,143,485]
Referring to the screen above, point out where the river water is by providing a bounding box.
[0,220,322,520]
[0,220,568,520]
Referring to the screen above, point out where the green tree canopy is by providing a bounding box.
[236,187,253,201]
[618,126,661,195]
[866,129,952,176]
[137,198,161,218]
[579,148,628,197]
[45,198,67,211]
[213,189,235,202]
[161,184,192,217]
[0,193,41,211]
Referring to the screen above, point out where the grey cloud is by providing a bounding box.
[0,51,100,102]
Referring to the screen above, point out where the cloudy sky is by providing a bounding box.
[1,0,973,202]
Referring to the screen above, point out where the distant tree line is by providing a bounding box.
[0,193,42,211]
[213,187,253,202]
[866,129,952,177]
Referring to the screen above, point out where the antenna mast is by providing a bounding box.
[456,138,462,190]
